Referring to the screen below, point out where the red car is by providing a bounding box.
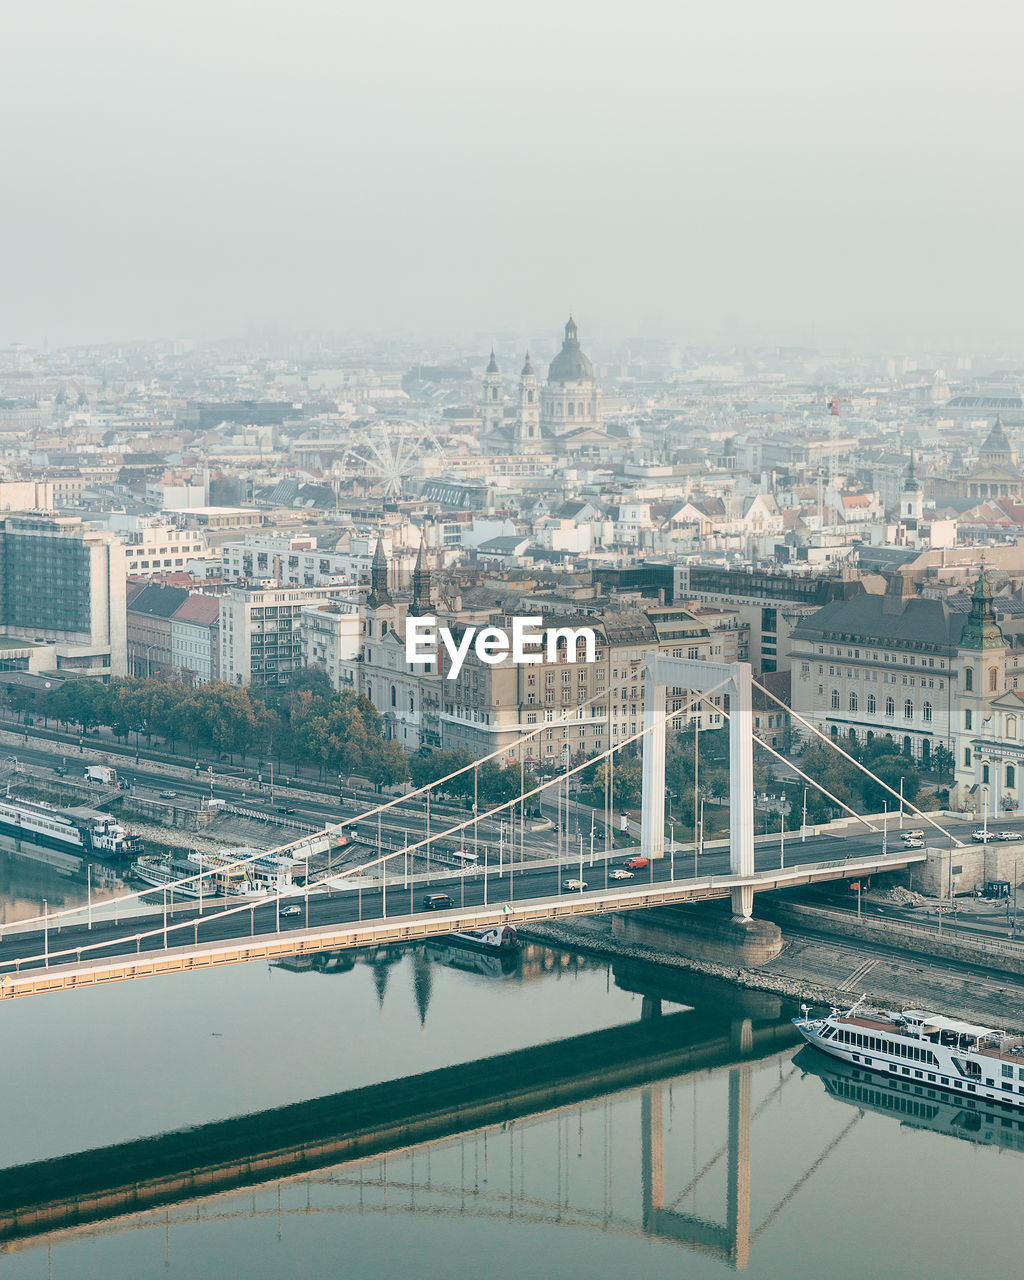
[623,856,649,871]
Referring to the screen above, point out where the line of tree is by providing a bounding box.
[37,671,409,789]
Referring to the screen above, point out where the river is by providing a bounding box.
[0,850,1020,1279]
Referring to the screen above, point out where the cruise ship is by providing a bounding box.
[0,797,142,859]
[794,999,1024,1109]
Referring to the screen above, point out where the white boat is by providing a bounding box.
[794,998,1024,1110]
[131,856,201,898]
[0,797,142,859]
[450,925,519,952]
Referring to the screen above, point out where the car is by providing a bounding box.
[901,830,925,841]
[999,831,1024,841]
[902,838,924,849]
[610,868,634,880]
[562,878,588,891]
[277,806,296,814]
[423,893,454,910]
[972,830,996,842]
[281,904,302,918]
[623,856,650,871]
[159,790,177,799]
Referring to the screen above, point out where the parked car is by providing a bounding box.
[610,868,634,880]
[998,831,1024,841]
[562,878,588,891]
[423,893,454,910]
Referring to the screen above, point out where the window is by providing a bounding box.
[965,667,974,692]
[885,697,895,718]
[867,694,876,715]
[390,685,396,707]
[923,701,932,723]
[965,709,973,731]
[831,689,840,710]
[982,763,990,785]
[849,692,858,712]
[904,698,914,719]
[965,748,971,767]
[1008,765,1016,789]
[990,667,998,691]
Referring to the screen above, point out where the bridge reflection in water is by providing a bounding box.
[2,945,982,1272]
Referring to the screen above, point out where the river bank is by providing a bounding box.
[521,912,1024,1031]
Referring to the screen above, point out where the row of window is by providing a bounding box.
[832,1027,938,1064]
[831,689,933,720]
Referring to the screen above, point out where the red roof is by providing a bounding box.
[171,596,220,626]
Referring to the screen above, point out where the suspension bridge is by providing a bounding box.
[0,657,949,1001]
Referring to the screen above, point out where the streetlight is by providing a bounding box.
[669,817,675,881]
[802,786,807,842]
[43,898,48,967]
[899,777,904,830]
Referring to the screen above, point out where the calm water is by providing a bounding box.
[0,853,1022,1279]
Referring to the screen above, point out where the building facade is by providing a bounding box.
[0,513,127,676]
[219,585,333,686]
[790,575,962,765]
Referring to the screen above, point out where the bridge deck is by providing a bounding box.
[0,850,924,1001]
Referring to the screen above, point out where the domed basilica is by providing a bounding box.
[480,316,607,453]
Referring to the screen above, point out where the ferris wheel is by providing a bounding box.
[334,419,446,499]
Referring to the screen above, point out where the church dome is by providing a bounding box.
[547,316,594,382]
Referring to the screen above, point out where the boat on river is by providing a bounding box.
[794,997,1024,1110]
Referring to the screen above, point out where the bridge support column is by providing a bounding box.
[640,676,667,862]
[728,662,755,920]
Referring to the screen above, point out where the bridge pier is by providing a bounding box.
[612,903,783,966]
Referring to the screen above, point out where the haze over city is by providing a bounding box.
[3,0,1023,349]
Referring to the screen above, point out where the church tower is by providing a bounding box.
[902,453,922,530]
[481,350,504,438]
[954,568,1007,819]
[515,353,540,452]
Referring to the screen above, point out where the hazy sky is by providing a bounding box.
[2,0,1023,350]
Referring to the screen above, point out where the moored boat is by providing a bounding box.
[794,997,1024,1109]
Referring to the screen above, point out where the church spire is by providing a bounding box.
[367,536,391,608]
[960,567,1003,650]
[411,536,432,613]
[904,451,919,492]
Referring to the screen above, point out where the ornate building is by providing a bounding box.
[932,417,1024,500]
[479,316,609,454]
[540,316,603,438]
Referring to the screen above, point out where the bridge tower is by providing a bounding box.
[640,655,755,919]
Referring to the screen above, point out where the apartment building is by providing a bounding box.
[219,585,333,686]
